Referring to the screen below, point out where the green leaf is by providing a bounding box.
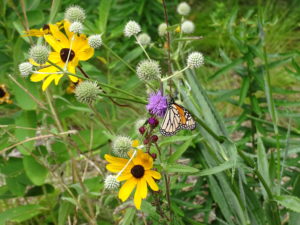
[274,195,300,213]
[49,0,61,23]
[239,76,250,106]
[14,111,37,155]
[208,57,244,80]
[27,10,44,26]
[58,201,73,225]
[168,138,194,164]
[98,0,113,33]
[23,155,48,185]
[120,207,135,225]
[166,164,199,174]
[0,204,44,225]
[195,160,235,176]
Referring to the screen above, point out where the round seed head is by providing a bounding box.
[158,23,167,36]
[65,5,86,23]
[177,2,191,16]
[187,52,204,68]
[137,33,151,46]
[70,21,83,34]
[75,81,101,104]
[104,175,120,190]
[112,136,132,158]
[29,45,49,65]
[124,20,141,37]
[19,62,33,77]
[181,20,195,34]
[136,60,161,81]
[88,34,102,48]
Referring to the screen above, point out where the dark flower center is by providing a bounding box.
[131,165,145,178]
[60,48,75,62]
[42,24,50,31]
[0,87,6,98]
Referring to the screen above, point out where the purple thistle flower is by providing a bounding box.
[146,91,168,117]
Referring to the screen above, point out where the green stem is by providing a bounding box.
[102,43,135,73]
[194,117,225,143]
[134,35,151,60]
[98,92,147,104]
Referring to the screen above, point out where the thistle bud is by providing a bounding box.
[177,2,191,16]
[19,62,33,77]
[124,20,141,37]
[187,52,204,68]
[65,5,86,23]
[88,34,102,48]
[29,45,49,65]
[104,175,120,190]
[136,60,161,81]
[75,81,101,104]
[112,136,132,158]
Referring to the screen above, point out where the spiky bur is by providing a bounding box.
[104,175,120,190]
[64,5,86,23]
[158,23,167,37]
[19,62,33,77]
[70,21,83,34]
[137,33,151,46]
[29,45,49,65]
[177,2,191,16]
[187,52,204,68]
[112,136,132,158]
[75,81,101,104]
[181,20,195,34]
[124,20,141,37]
[88,35,102,48]
[136,60,161,81]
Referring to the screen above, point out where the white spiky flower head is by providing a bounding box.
[124,20,141,37]
[181,20,195,34]
[136,33,151,46]
[75,81,101,104]
[177,2,191,16]
[65,5,86,23]
[29,45,49,65]
[158,23,167,37]
[88,34,102,48]
[19,62,33,77]
[104,175,120,190]
[136,60,161,81]
[187,52,204,68]
[70,21,83,34]
[112,136,132,158]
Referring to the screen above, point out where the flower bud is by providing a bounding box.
[75,81,101,104]
[136,60,161,81]
[65,5,86,23]
[137,33,151,46]
[70,21,83,34]
[112,136,132,158]
[150,135,158,143]
[151,153,157,159]
[104,175,120,190]
[88,34,102,48]
[181,20,195,34]
[187,52,204,68]
[177,2,191,16]
[19,62,33,77]
[139,126,146,135]
[29,45,49,65]
[148,117,159,128]
[124,20,141,37]
[158,23,167,37]
[143,139,149,145]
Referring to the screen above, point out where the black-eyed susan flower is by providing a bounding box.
[66,78,82,94]
[105,149,161,209]
[30,20,94,91]
[0,84,12,104]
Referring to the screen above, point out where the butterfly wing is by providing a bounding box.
[160,103,181,136]
[179,107,196,130]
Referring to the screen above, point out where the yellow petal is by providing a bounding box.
[30,73,49,82]
[42,75,56,91]
[145,175,159,191]
[77,47,94,61]
[104,154,129,166]
[54,74,63,85]
[68,75,78,82]
[48,52,61,64]
[106,164,125,173]
[49,23,69,46]
[132,140,139,147]
[44,35,64,53]
[118,177,137,202]
[64,20,73,39]
[134,181,142,210]
[116,172,132,182]
[138,178,148,199]
[146,170,161,179]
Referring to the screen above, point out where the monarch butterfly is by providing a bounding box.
[160,99,196,136]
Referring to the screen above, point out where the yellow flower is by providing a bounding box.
[105,150,161,209]
[30,20,94,91]
[22,21,64,37]
[0,84,12,104]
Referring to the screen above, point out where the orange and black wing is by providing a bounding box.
[160,103,182,136]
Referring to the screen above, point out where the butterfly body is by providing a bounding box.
[160,100,196,136]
